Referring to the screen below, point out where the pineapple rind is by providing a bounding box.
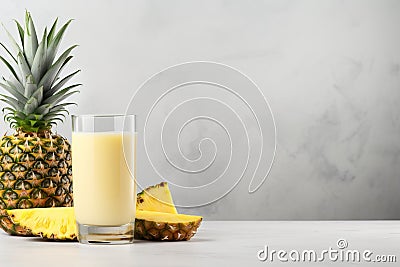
[134,210,202,241]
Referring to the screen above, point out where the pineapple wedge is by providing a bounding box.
[137,182,178,214]
[8,207,77,240]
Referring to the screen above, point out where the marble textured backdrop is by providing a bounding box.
[0,0,399,219]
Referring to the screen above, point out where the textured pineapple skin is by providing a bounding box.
[0,133,73,234]
[134,217,202,241]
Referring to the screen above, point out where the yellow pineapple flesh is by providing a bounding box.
[136,182,177,214]
[8,207,76,240]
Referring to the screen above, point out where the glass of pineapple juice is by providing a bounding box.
[71,114,136,244]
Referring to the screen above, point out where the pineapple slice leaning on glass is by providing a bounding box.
[0,11,80,235]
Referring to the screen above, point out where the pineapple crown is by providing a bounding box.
[0,11,80,133]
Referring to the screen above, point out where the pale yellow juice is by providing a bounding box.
[72,132,136,226]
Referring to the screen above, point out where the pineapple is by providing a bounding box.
[0,11,79,232]
[3,182,202,241]
[135,183,202,241]
[137,182,178,214]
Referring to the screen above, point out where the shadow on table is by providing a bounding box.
[27,237,77,243]
[133,237,215,244]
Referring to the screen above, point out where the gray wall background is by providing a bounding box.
[0,0,399,220]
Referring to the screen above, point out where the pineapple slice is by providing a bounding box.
[7,208,202,241]
[137,182,178,214]
[8,207,77,240]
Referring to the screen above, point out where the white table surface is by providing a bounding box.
[0,221,399,267]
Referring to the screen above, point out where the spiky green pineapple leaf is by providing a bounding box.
[42,109,67,124]
[2,107,16,121]
[43,112,65,121]
[46,83,81,100]
[24,95,39,114]
[49,105,70,116]
[29,119,37,126]
[28,118,48,127]
[26,113,43,120]
[0,94,24,110]
[24,11,38,66]
[53,55,73,85]
[3,108,25,126]
[5,75,24,94]
[47,18,58,44]
[50,102,76,110]
[0,42,17,63]
[2,108,19,127]
[24,75,37,98]
[4,112,13,122]
[3,78,24,96]
[14,110,26,119]
[13,19,24,47]
[39,45,77,90]
[46,19,73,68]
[17,52,31,84]
[53,57,77,84]
[2,106,15,114]
[0,55,20,82]
[49,118,63,125]
[0,82,27,101]
[14,116,40,132]
[1,12,79,133]
[45,70,80,98]
[1,23,23,55]
[0,99,17,110]
[30,85,43,104]
[34,103,51,114]
[31,28,47,83]
[53,90,78,106]
[3,112,13,124]
[42,86,78,106]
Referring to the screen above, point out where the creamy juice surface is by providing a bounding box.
[72,132,136,226]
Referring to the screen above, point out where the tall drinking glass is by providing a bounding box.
[71,115,136,244]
